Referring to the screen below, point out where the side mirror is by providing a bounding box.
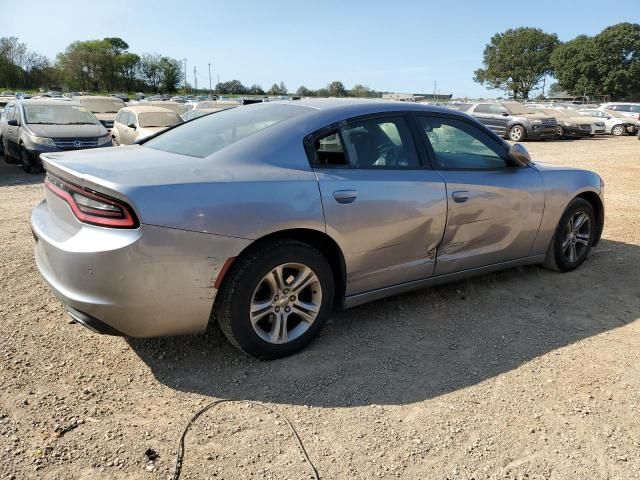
[127,122,137,130]
[501,112,509,117]
[508,143,532,167]
[7,119,18,127]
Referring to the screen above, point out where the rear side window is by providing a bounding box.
[610,105,630,112]
[629,105,640,113]
[310,116,420,169]
[145,103,309,158]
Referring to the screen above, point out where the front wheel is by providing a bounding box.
[508,125,525,142]
[215,240,335,359]
[556,126,565,139]
[611,124,625,136]
[542,198,596,272]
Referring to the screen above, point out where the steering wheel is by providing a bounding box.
[377,143,398,166]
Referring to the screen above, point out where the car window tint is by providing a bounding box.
[417,116,507,170]
[629,105,640,113]
[473,104,493,113]
[313,131,347,166]
[340,117,419,168]
[491,105,509,115]
[145,103,308,158]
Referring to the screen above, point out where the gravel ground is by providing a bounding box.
[1,136,639,480]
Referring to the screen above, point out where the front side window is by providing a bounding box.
[5,105,15,121]
[417,116,507,170]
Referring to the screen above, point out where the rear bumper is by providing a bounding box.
[31,199,250,337]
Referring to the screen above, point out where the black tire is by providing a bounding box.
[508,124,526,142]
[556,126,565,139]
[611,124,625,136]
[20,146,32,173]
[215,240,335,359]
[2,139,15,164]
[542,198,596,272]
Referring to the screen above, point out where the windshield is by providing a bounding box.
[145,103,309,158]
[540,109,571,118]
[138,112,182,128]
[23,104,98,125]
[80,98,125,114]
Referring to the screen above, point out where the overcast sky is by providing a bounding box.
[4,0,639,97]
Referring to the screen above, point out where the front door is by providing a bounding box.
[310,114,448,295]
[471,103,508,136]
[415,115,545,276]
[4,104,19,157]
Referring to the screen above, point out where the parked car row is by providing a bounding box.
[453,101,638,141]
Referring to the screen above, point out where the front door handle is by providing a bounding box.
[452,190,469,203]
[333,190,358,204]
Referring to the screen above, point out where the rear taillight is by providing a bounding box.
[45,174,138,228]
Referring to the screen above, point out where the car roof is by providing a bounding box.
[124,105,181,114]
[16,99,82,106]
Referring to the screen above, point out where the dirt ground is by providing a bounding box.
[1,136,639,480]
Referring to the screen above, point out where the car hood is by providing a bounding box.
[137,126,169,140]
[93,113,117,121]
[26,123,107,138]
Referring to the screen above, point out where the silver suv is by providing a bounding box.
[459,102,557,141]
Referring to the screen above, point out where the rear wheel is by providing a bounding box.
[543,198,595,272]
[611,124,625,136]
[215,240,335,359]
[556,126,565,139]
[508,125,525,142]
[20,146,42,174]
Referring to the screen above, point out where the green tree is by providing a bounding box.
[350,84,373,97]
[474,27,559,99]
[118,52,140,92]
[247,84,264,95]
[594,23,640,98]
[139,53,162,92]
[296,85,313,96]
[327,80,346,97]
[159,56,183,93]
[550,35,600,97]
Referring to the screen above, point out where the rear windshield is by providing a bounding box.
[23,104,98,125]
[139,112,182,128]
[144,103,309,158]
[79,97,124,114]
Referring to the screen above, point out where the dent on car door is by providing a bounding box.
[310,114,447,295]
[416,115,545,275]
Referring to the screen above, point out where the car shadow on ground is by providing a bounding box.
[0,162,44,187]
[128,238,639,408]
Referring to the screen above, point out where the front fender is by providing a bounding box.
[531,165,604,256]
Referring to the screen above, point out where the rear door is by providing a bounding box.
[310,114,448,295]
[415,114,545,275]
[471,103,507,135]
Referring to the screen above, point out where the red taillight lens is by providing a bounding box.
[45,175,138,228]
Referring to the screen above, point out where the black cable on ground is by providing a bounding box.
[171,399,320,480]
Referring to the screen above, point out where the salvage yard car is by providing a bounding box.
[73,95,126,130]
[458,101,557,141]
[0,99,111,172]
[577,109,637,136]
[111,105,183,145]
[537,108,598,139]
[31,99,604,359]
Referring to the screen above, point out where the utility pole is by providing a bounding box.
[193,66,197,94]
[208,62,212,98]
[183,58,187,93]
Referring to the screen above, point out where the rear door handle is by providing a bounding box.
[333,190,358,204]
[452,190,469,203]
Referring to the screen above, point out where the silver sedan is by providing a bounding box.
[32,99,604,359]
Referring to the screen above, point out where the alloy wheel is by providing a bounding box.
[612,125,624,136]
[562,211,591,264]
[250,263,322,344]
[509,126,524,141]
